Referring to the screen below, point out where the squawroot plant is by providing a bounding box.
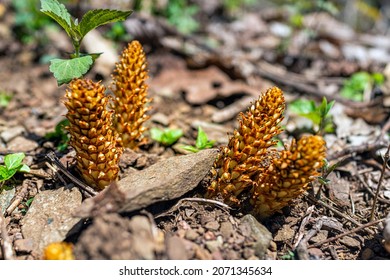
[64,79,122,191]
[207,87,327,219]
[111,40,151,149]
[40,1,153,190]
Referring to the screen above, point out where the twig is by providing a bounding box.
[155,197,232,219]
[327,141,387,161]
[370,143,390,221]
[45,152,98,197]
[45,162,68,186]
[306,193,374,235]
[308,218,385,248]
[0,211,14,260]
[293,205,315,250]
[357,174,390,205]
[5,181,29,216]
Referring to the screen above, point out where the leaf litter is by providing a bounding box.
[0,1,390,260]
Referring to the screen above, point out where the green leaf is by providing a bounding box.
[0,166,9,181]
[40,0,73,37]
[289,99,316,115]
[19,164,31,173]
[150,127,183,146]
[49,56,93,85]
[4,153,25,170]
[161,129,183,146]
[196,127,208,148]
[78,9,132,40]
[182,145,200,153]
[150,127,164,143]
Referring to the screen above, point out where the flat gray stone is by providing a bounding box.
[240,214,272,259]
[75,149,219,217]
[21,186,82,258]
[117,148,219,213]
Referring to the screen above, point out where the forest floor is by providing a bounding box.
[0,0,390,260]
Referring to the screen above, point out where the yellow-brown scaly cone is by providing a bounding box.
[251,135,326,219]
[206,87,285,205]
[111,40,151,149]
[64,79,122,191]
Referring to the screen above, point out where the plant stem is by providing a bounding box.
[370,143,390,221]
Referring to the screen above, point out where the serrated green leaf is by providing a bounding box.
[4,153,25,170]
[40,0,73,37]
[49,56,93,85]
[78,9,132,40]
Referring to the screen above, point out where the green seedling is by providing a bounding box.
[0,153,30,186]
[105,22,132,42]
[289,97,335,135]
[21,197,34,215]
[150,127,183,146]
[166,0,199,34]
[44,119,70,151]
[12,0,55,44]
[0,92,12,108]
[340,71,384,102]
[39,0,132,85]
[182,127,215,153]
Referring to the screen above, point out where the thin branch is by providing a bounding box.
[306,193,374,235]
[0,211,14,260]
[308,218,385,248]
[357,174,390,206]
[327,141,387,161]
[370,143,390,221]
[45,152,98,197]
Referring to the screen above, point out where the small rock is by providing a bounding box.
[220,221,234,239]
[240,214,272,259]
[205,221,220,231]
[13,239,34,253]
[311,230,328,243]
[204,231,216,240]
[205,238,222,253]
[0,126,25,142]
[274,224,296,242]
[150,113,170,126]
[226,250,240,260]
[185,229,199,241]
[166,235,192,260]
[243,247,255,259]
[339,236,361,249]
[194,245,212,260]
[0,187,15,214]
[7,136,38,152]
[308,248,324,260]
